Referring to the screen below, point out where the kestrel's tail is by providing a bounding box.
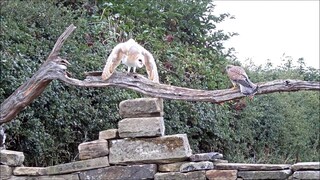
[239,78,258,96]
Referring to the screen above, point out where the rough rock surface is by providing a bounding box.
[99,129,119,140]
[109,134,192,164]
[79,164,157,180]
[292,171,320,179]
[78,139,109,160]
[119,98,163,118]
[154,171,206,180]
[0,165,12,179]
[215,163,291,171]
[206,170,237,180]
[0,150,25,166]
[189,152,223,162]
[180,161,214,172]
[238,169,292,179]
[158,162,186,172]
[46,156,109,175]
[8,173,80,180]
[291,162,320,171]
[118,117,165,138]
[13,167,47,176]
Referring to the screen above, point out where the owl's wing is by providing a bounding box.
[101,43,125,80]
[142,48,159,83]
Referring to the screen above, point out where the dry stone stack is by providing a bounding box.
[1,98,319,180]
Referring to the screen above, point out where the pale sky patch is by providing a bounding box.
[213,1,319,69]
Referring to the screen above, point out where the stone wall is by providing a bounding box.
[1,98,319,180]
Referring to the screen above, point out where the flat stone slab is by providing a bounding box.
[206,170,237,180]
[118,117,165,138]
[119,98,163,118]
[46,156,109,175]
[154,171,206,180]
[78,139,109,160]
[291,162,320,171]
[212,159,228,164]
[0,150,25,166]
[189,152,223,162]
[158,162,186,172]
[0,165,12,179]
[180,161,214,172]
[292,170,320,179]
[9,173,79,180]
[109,134,192,164]
[215,163,291,171]
[13,167,47,176]
[99,129,119,140]
[238,169,292,180]
[79,164,157,180]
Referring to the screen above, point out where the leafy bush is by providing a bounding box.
[1,0,319,166]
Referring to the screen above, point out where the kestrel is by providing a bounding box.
[101,39,159,83]
[225,65,258,96]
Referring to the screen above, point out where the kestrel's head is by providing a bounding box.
[225,65,234,71]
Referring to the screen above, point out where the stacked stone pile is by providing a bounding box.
[0,98,319,180]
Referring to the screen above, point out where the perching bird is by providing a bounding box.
[225,65,258,96]
[101,39,159,83]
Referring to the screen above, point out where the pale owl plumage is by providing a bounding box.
[102,39,159,83]
[226,65,258,96]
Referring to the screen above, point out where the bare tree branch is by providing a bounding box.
[0,24,76,125]
[1,24,319,125]
[59,71,320,103]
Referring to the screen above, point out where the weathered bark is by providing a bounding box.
[0,24,76,125]
[0,24,319,125]
[62,71,320,103]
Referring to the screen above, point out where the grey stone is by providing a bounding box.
[109,134,192,164]
[79,164,157,180]
[119,98,163,118]
[189,152,223,162]
[78,139,109,160]
[180,161,214,172]
[215,163,291,170]
[212,159,228,164]
[292,171,320,179]
[291,162,320,171]
[99,129,119,140]
[238,169,292,179]
[9,173,79,180]
[158,162,186,172]
[0,165,12,180]
[0,150,25,166]
[206,170,237,180]
[118,117,165,138]
[46,156,109,175]
[154,171,206,180]
[13,167,47,176]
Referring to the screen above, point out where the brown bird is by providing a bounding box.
[225,65,258,96]
[102,39,159,83]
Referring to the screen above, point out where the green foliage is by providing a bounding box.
[1,0,319,167]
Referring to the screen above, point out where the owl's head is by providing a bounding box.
[135,54,145,68]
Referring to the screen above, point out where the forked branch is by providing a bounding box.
[1,24,319,125]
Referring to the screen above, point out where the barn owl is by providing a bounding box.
[101,39,159,83]
[226,65,258,96]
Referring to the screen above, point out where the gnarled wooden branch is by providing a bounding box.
[59,71,319,103]
[0,24,76,125]
[1,24,319,125]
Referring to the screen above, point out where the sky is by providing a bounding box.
[212,1,320,69]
